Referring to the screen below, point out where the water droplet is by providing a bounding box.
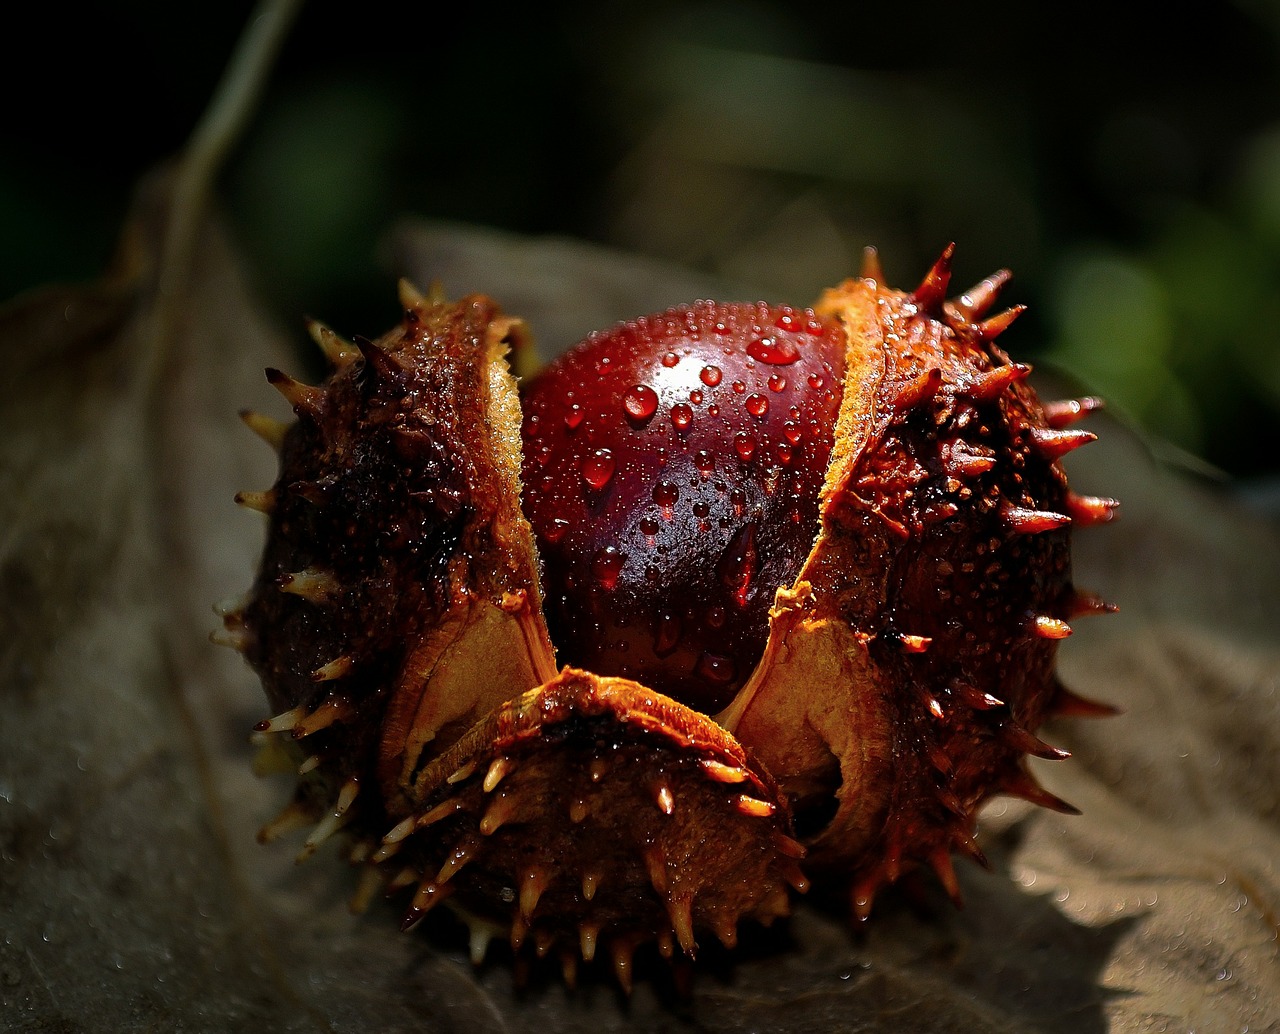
[695,652,735,685]
[639,515,660,536]
[595,355,612,375]
[661,351,680,368]
[807,373,825,391]
[700,365,723,387]
[747,336,801,365]
[777,444,794,465]
[564,404,584,430]
[717,523,758,606]
[653,481,679,507]
[582,449,616,490]
[543,518,570,544]
[774,310,800,332]
[692,501,710,519]
[745,393,769,418]
[706,605,726,628]
[694,450,715,474]
[689,389,703,406]
[592,546,624,591]
[707,403,720,417]
[623,384,658,422]
[729,488,747,514]
[732,380,746,394]
[670,403,694,431]
[734,431,757,462]
[783,420,803,444]
[522,413,542,438]
[768,374,787,393]
[654,611,682,656]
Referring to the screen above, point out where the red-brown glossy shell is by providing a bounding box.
[223,252,1115,986]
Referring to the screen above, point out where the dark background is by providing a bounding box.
[6,1,1280,485]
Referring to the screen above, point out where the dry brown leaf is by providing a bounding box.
[1,194,1277,1033]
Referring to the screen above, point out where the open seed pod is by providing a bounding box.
[221,248,1116,988]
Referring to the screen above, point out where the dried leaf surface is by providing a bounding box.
[1,205,1276,1033]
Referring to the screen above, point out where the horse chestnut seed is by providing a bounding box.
[520,302,848,712]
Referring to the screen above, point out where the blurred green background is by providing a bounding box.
[5,1,1280,485]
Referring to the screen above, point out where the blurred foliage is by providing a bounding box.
[5,0,1280,480]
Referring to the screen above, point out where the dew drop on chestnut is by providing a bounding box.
[653,611,682,657]
[747,336,801,365]
[670,403,694,431]
[623,384,658,422]
[592,546,625,591]
[700,365,722,387]
[717,523,758,607]
[653,480,679,507]
[694,651,736,686]
[734,431,757,462]
[745,393,769,418]
[582,449,616,490]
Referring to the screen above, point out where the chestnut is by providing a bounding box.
[221,247,1116,988]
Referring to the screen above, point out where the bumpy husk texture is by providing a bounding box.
[1,191,1277,1032]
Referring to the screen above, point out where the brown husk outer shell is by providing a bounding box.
[390,668,800,961]
[231,255,1103,970]
[234,292,556,837]
[723,271,1076,910]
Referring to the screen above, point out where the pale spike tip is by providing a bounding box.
[305,318,358,367]
[265,367,324,413]
[397,277,430,310]
[859,245,886,284]
[239,408,288,450]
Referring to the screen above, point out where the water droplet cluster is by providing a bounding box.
[520,301,847,712]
